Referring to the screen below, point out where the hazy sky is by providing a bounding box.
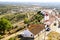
[0,0,60,2]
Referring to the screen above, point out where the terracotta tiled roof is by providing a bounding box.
[58,15,60,18]
[28,24,45,35]
[49,14,56,25]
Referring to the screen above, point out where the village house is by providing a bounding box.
[20,9,60,40]
[39,9,60,40]
[20,24,45,40]
[42,9,59,31]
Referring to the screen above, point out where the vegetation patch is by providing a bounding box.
[47,31,60,40]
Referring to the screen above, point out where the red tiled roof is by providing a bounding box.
[28,24,45,35]
[58,15,60,18]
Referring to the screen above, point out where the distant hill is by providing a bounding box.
[0,2,60,9]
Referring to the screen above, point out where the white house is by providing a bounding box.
[43,9,59,31]
[21,29,34,38]
[21,24,45,40]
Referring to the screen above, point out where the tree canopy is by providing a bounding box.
[0,18,12,33]
[24,17,30,24]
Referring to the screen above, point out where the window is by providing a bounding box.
[54,23,56,26]
[31,34,33,36]
[47,25,49,27]
[58,24,60,28]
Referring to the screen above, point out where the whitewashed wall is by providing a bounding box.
[22,29,34,38]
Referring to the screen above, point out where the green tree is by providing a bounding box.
[37,11,44,16]
[37,11,41,14]
[24,17,30,24]
[0,18,12,34]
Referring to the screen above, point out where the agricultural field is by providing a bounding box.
[47,31,60,40]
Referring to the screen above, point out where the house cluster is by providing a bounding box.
[7,6,41,14]
[42,8,60,31]
[20,8,60,40]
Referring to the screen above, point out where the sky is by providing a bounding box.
[0,0,60,2]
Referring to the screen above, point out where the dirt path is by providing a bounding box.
[1,29,24,40]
